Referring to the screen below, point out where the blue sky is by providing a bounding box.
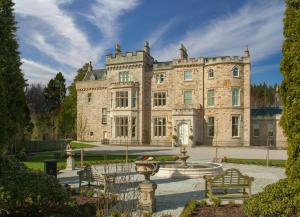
[14,0,284,85]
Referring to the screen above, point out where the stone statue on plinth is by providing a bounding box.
[66,143,75,170]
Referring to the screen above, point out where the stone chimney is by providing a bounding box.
[88,61,93,72]
[144,40,150,54]
[244,45,250,57]
[179,43,188,59]
[115,43,122,55]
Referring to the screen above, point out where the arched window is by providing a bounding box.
[208,69,214,78]
[232,66,239,77]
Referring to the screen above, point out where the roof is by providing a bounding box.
[84,69,107,81]
[251,107,283,116]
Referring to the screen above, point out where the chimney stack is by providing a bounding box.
[179,44,188,59]
[244,45,250,57]
[144,40,150,54]
[115,43,122,55]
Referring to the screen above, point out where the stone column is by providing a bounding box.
[138,182,157,212]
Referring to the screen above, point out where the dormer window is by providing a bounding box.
[119,71,130,82]
[156,73,165,84]
[208,69,214,78]
[232,66,240,77]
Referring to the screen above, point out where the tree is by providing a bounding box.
[0,0,30,152]
[43,72,66,138]
[280,0,300,185]
[57,63,88,138]
[0,76,8,153]
[25,83,47,114]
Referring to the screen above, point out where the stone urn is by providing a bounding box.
[178,146,190,168]
[135,160,160,212]
[66,143,75,170]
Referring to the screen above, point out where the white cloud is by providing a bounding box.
[21,58,69,84]
[152,0,284,63]
[14,0,139,83]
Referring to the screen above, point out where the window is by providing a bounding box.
[253,123,260,137]
[153,92,167,107]
[184,70,192,81]
[153,117,166,137]
[232,66,240,77]
[208,117,214,137]
[90,132,93,136]
[184,91,192,106]
[132,90,137,108]
[119,71,130,82]
[232,116,240,137]
[156,73,165,84]
[131,117,136,138]
[208,69,214,78]
[115,116,128,137]
[207,89,215,107]
[267,123,274,137]
[116,91,128,108]
[102,108,107,124]
[232,87,240,106]
[87,93,92,103]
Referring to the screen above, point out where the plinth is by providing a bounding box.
[138,181,157,212]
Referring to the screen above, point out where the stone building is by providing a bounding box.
[76,42,286,147]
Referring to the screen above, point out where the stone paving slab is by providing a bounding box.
[58,162,285,217]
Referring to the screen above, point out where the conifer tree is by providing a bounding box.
[0,0,30,151]
[280,0,300,184]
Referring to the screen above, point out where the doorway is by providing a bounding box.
[178,123,189,145]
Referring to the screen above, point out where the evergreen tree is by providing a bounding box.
[57,63,88,138]
[280,0,300,185]
[0,76,8,153]
[0,0,30,152]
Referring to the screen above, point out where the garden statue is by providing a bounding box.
[66,143,75,170]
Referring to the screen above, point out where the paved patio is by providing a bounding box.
[58,162,285,216]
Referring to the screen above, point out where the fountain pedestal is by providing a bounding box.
[135,161,159,212]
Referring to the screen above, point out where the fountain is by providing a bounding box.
[135,160,160,212]
[156,146,223,179]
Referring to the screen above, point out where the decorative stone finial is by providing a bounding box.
[244,45,250,57]
[115,43,121,55]
[88,61,93,72]
[179,43,188,59]
[144,40,150,54]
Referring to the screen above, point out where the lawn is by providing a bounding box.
[70,141,97,149]
[223,158,286,167]
[24,151,176,170]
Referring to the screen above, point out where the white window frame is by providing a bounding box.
[232,87,240,107]
[102,108,107,124]
[207,89,215,107]
[153,92,167,107]
[131,90,137,108]
[232,115,240,137]
[184,70,192,81]
[153,117,167,137]
[119,71,130,82]
[232,66,240,77]
[116,91,128,108]
[183,91,192,106]
[155,73,165,84]
[115,116,128,137]
[208,68,214,79]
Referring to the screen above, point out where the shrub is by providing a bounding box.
[0,155,78,217]
[160,214,173,217]
[198,199,206,208]
[211,197,221,207]
[243,179,299,217]
[179,198,198,217]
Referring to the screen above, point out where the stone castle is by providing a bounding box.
[76,42,286,148]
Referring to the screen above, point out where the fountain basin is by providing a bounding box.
[155,161,223,179]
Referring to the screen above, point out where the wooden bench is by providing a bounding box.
[203,168,254,200]
[77,165,116,193]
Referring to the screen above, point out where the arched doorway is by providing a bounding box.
[178,123,189,145]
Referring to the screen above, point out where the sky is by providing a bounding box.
[14,0,285,85]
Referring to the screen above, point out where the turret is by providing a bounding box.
[179,44,188,60]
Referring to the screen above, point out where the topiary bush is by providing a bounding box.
[243,179,300,217]
[0,155,78,217]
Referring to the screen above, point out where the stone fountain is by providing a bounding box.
[135,160,160,212]
[155,146,223,179]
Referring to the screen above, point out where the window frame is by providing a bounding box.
[232,115,240,138]
[153,117,167,137]
[102,108,107,124]
[208,116,215,137]
[208,68,214,79]
[183,90,192,106]
[118,71,130,82]
[131,117,136,138]
[87,93,92,103]
[253,123,260,137]
[267,123,274,137]
[184,70,192,81]
[207,89,215,107]
[232,66,240,78]
[232,87,240,107]
[153,91,167,107]
[131,90,137,108]
[155,73,165,84]
[115,116,129,137]
[115,91,128,108]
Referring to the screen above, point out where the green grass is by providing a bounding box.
[223,158,286,167]
[69,141,97,149]
[24,152,176,170]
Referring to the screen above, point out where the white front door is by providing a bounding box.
[178,123,188,145]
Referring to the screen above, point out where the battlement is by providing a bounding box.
[153,61,173,70]
[174,57,204,64]
[204,56,244,65]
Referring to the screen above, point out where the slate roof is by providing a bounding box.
[251,107,283,116]
[84,69,107,80]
